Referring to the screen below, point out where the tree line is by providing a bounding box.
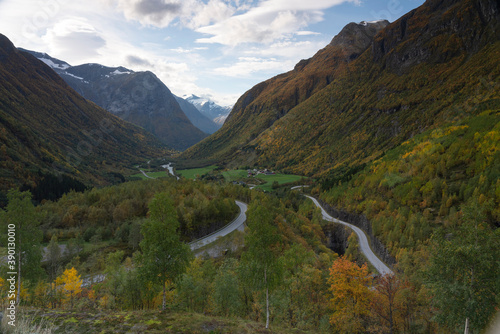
[2,184,497,333]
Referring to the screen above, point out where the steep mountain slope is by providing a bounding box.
[185,94,231,126]
[174,95,219,134]
[181,20,389,162]
[182,0,499,177]
[20,51,208,150]
[0,34,170,194]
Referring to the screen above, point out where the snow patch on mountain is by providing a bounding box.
[62,72,84,81]
[111,69,132,75]
[39,57,70,70]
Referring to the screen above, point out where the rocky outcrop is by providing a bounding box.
[319,199,397,268]
[322,223,351,255]
[330,20,389,59]
[373,0,500,73]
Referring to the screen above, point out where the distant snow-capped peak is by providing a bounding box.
[184,94,232,126]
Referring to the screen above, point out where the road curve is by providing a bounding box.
[304,195,393,275]
[139,169,154,179]
[189,200,247,251]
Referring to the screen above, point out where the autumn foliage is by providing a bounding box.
[328,256,373,333]
[55,267,83,309]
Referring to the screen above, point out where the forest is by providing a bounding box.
[1,163,498,333]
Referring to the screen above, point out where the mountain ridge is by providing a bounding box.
[20,50,208,150]
[0,33,171,195]
[181,0,499,176]
[185,94,231,126]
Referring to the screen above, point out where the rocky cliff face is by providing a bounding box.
[59,65,208,150]
[372,0,500,73]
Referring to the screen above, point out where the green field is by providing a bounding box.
[254,173,305,191]
[221,169,249,181]
[221,169,305,191]
[131,166,305,190]
[176,165,218,179]
[130,170,170,180]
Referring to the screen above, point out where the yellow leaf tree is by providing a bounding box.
[56,267,82,309]
[328,256,373,333]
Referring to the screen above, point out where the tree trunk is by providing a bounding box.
[265,268,269,329]
[464,318,470,334]
[162,280,166,310]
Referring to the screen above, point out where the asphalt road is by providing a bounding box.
[189,200,247,251]
[304,195,393,276]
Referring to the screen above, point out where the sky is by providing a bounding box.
[0,0,424,106]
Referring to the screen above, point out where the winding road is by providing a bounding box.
[189,200,247,251]
[303,195,393,275]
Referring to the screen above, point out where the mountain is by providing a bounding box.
[182,0,499,176]
[184,95,232,126]
[174,95,220,134]
[20,51,207,150]
[0,34,171,196]
[18,48,71,70]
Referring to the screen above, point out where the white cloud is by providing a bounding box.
[195,0,359,46]
[184,0,236,29]
[245,39,327,58]
[42,17,106,62]
[296,30,320,36]
[212,56,291,77]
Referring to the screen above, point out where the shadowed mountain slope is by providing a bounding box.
[0,34,171,194]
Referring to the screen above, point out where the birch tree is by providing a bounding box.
[0,190,43,305]
[241,199,283,329]
[139,192,192,310]
[426,200,499,333]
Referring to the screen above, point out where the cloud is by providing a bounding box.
[184,0,236,29]
[245,39,327,58]
[212,56,291,77]
[126,54,152,66]
[115,0,186,27]
[195,0,359,46]
[42,18,106,61]
[296,30,320,36]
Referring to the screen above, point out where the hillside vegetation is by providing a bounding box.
[181,0,499,178]
[0,34,171,203]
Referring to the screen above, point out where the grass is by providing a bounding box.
[129,171,171,180]
[221,169,249,181]
[1,309,56,334]
[221,169,306,191]
[254,174,305,191]
[176,166,218,179]
[17,308,316,333]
